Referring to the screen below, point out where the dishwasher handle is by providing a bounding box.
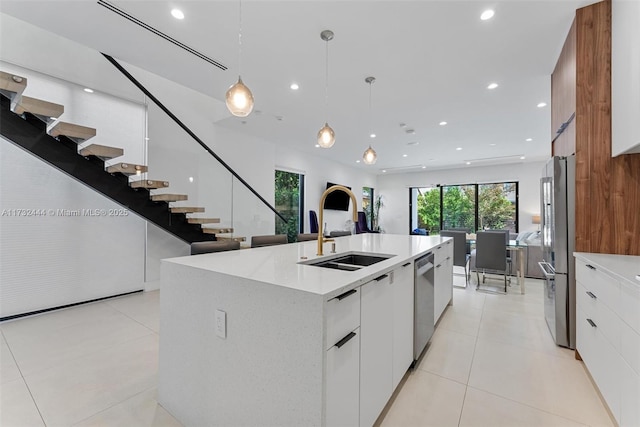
[415,253,434,276]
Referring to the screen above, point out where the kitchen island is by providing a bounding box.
[158,233,452,426]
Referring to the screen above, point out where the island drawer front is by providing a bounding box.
[325,327,360,427]
[326,288,361,350]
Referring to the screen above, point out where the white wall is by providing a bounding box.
[376,161,546,235]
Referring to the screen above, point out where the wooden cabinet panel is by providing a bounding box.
[551,18,577,142]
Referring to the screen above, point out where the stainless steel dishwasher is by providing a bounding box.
[414,252,435,361]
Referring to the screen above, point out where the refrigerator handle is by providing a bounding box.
[538,261,556,279]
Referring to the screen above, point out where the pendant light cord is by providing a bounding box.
[238,0,243,76]
[324,39,329,123]
[368,80,373,136]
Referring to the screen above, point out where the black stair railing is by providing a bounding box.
[101,53,286,223]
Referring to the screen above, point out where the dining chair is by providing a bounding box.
[485,229,513,275]
[297,233,318,242]
[355,211,380,234]
[190,240,240,255]
[475,231,509,293]
[309,210,319,234]
[439,230,470,284]
[251,234,288,248]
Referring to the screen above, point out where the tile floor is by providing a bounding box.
[0,276,614,427]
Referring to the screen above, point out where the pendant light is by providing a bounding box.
[317,30,335,148]
[225,0,254,117]
[363,76,377,164]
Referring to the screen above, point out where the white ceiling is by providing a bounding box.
[0,0,590,173]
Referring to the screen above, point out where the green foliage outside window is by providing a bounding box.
[274,170,301,242]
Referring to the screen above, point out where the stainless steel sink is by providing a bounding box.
[300,251,394,271]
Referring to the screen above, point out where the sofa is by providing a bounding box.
[469,231,544,279]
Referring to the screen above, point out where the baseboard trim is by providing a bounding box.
[0,290,144,322]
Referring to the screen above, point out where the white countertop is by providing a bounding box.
[163,234,448,297]
[574,252,640,288]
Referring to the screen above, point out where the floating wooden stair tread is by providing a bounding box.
[49,121,96,142]
[151,194,188,202]
[215,236,246,242]
[187,218,221,225]
[170,207,205,214]
[202,227,234,234]
[130,179,170,189]
[79,144,123,159]
[0,71,27,100]
[13,96,64,120]
[106,163,148,175]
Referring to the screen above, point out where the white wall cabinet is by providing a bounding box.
[575,255,640,427]
[434,239,453,324]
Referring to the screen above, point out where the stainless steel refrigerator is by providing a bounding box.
[539,155,576,349]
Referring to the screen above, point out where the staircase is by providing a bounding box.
[0,70,245,244]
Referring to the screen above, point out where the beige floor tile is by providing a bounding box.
[0,378,44,427]
[468,339,613,426]
[106,290,160,332]
[380,369,466,427]
[7,308,155,377]
[478,309,574,359]
[0,333,21,384]
[451,287,486,312]
[459,387,588,427]
[482,294,545,318]
[73,388,181,427]
[0,302,116,340]
[437,305,483,337]
[24,334,158,427]
[417,328,477,384]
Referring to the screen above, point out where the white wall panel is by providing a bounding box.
[0,139,146,318]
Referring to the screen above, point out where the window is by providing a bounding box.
[410,182,518,234]
[362,187,374,229]
[274,170,304,242]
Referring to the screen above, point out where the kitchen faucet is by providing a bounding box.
[317,185,358,256]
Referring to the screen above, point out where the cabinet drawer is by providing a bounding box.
[620,321,640,375]
[576,259,620,313]
[577,281,597,321]
[326,288,361,350]
[620,281,640,336]
[326,327,360,427]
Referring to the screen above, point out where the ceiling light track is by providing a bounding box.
[96,0,227,71]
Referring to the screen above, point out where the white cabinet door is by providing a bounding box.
[326,327,360,427]
[392,262,414,390]
[360,274,393,427]
[434,241,453,324]
[620,360,640,427]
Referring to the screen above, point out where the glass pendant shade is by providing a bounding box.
[363,145,377,164]
[317,122,336,148]
[225,76,254,117]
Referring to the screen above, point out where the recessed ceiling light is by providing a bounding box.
[189,176,194,183]
[356,160,361,163]
[315,144,320,148]
[407,141,419,146]
[489,143,496,146]
[466,161,472,165]
[456,147,463,151]
[406,129,416,135]
[422,166,427,169]
[520,156,526,160]
[382,170,387,173]
[290,83,299,90]
[402,154,408,157]
[370,133,376,138]
[487,83,499,90]
[171,9,184,19]
[439,121,447,126]
[525,138,533,142]
[537,102,547,108]
[83,88,94,93]
[480,9,495,20]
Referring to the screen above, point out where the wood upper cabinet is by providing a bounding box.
[551,18,577,153]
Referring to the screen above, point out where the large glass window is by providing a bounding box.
[362,187,374,229]
[274,170,304,242]
[410,182,518,234]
